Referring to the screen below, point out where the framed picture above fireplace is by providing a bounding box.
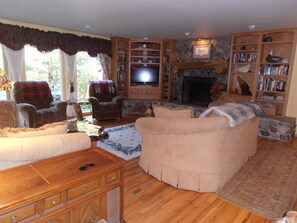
[193,45,211,59]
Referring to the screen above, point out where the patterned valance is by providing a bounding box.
[0,22,111,57]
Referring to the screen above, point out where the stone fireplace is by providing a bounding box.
[173,69,228,106]
[181,76,217,106]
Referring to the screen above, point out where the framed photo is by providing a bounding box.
[193,45,211,59]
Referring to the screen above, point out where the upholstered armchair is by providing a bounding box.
[13,81,67,128]
[88,80,124,120]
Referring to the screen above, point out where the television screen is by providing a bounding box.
[131,66,159,85]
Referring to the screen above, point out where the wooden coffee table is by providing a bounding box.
[76,121,109,147]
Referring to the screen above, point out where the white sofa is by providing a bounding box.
[0,101,91,170]
[0,132,91,170]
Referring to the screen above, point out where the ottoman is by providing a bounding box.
[258,116,296,141]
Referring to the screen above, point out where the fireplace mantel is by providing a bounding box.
[171,60,228,74]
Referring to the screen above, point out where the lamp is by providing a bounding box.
[0,69,12,100]
[0,68,12,91]
[196,38,211,45]
[193,38,212,59]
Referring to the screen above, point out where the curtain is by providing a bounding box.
[62,52,77,118]
[63,52,77,101]
[99,53,111,80]
[0,22,111,57]
[3,46,25,82]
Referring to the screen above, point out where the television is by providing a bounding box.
[131,66,159,85]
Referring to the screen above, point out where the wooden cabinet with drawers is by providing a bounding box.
[0,148,125,223]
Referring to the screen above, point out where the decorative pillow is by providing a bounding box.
[152,104,194,119]
[1,121,67,138]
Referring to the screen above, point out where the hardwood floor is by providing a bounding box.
[92,115,297,223]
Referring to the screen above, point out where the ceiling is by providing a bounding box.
[0,0,297,40]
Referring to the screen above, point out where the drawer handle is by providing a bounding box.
[112,176,116,180]
[83,186,89,193]
[10,215,18,223]
[52,200,56,206]
[88,215,95,223]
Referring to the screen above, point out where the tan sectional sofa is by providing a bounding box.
[135,116,259,192]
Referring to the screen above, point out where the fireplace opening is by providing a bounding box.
[182,76,217,106]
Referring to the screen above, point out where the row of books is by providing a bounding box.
[258,92,284,101]
[257,76,286,92]
[258,64,289,75]
[233,53,257,63]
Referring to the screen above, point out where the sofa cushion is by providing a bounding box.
[152,104,194,119]
[1,121,67,138]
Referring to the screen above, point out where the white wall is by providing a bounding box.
[286,44,297,125]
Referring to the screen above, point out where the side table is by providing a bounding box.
[69,121,109,147]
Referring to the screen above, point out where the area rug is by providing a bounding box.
[96,123,142,160]
[217,142,297,219]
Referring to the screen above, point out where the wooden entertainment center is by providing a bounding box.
[0,148,125,223]
[111,37,177,101]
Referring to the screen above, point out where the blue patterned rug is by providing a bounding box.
[96,123,142,160]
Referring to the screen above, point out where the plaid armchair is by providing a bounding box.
[88,80,124,120]
[13,81,67,128]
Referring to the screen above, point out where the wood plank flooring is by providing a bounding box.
[93,115,297,223]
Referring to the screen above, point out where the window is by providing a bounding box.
[25,45,61,101]
[76,52,103,101]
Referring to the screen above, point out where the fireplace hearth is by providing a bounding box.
[181,76,217,106]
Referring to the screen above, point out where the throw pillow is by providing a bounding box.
[152,104,194,119]
[1,121,67,138]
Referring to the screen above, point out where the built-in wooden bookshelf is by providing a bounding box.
[160,40,176,101]
[227,28,297,117]
[227,33,261,98]
[111,37,130,98]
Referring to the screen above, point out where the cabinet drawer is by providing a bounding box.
[106,170,120,184]
[145,88,158,94]
[39,211,71,223]
[43,193,62,211]
[130,88,143,94]
[0,203,38,223]
[68,179,100,201]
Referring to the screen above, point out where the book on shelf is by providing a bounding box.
[257,76,286,91]
[258,64,289,75]
[233,52,257,63]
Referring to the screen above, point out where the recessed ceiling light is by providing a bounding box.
[84,25,91,29]
[185,32,190,36]
[144,37,148,40]
[248,24,256,30]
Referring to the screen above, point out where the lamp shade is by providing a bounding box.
[0,69,12,91]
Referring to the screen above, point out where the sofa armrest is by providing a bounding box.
[17,103,36,114]
[135,117,230,135]
[88,96,99,105]
[112,96,124,104]
[51,101,68,110]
